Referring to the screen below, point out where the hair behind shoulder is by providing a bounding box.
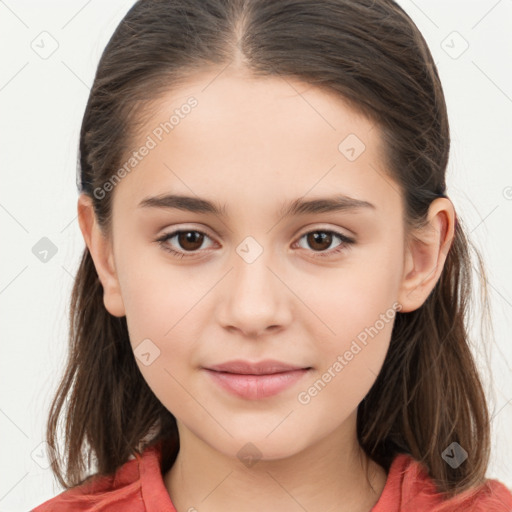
[47,0,494,499]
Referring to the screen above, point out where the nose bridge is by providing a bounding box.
[232,233,279,304]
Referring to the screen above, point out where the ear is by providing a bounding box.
[397,197,456,313]
[77,194,126,317]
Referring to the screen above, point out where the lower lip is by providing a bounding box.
[204,368,310,400]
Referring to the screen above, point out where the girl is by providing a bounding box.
[33,0,512,511]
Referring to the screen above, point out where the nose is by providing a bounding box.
[216,247,292,338]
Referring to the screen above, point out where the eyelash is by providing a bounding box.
[155,228,355,260]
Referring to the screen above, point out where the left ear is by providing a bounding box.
[397,197,456,313]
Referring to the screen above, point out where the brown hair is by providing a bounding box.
[46,0,495,500]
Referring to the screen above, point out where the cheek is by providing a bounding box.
[295,243,402,400]
[295,289,398,430]
[300,251,401,345]
[114,245,212,363]
[117,258,203,416]
[115,244,198,338]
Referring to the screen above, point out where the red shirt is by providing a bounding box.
[32,441,512,511]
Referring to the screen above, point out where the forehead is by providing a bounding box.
[143,69,375,149]
[115,69,402,219]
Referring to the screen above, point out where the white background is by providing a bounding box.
[1,0,511,510]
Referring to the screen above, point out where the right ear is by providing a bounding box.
[77,194,126,317]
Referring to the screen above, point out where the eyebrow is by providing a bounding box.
[138,193,376,217]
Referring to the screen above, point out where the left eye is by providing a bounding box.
[294,230,355,258]
[156,228,355,259]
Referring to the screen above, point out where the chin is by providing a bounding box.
[212,431,309,465]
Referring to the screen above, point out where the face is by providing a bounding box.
[97,69,411,461]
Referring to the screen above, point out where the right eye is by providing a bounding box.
[155,229,216,258]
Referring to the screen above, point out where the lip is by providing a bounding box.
[203,359,312,400]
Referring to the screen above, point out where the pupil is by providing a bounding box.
[180,231,203,250]
[309,232,331,251]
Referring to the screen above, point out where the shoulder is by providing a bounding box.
[372,452,512,512]
[31,442,176,512]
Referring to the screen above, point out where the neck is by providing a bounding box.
[163,412,388,512]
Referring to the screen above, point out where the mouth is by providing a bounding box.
[202,359,312,400]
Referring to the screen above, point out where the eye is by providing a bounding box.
[156,229,215,258]
[155,227,355,260]
[294,229,355,258]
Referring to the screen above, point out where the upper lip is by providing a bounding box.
[204,359,310,375]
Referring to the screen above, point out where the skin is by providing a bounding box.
[79,67,455,512]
